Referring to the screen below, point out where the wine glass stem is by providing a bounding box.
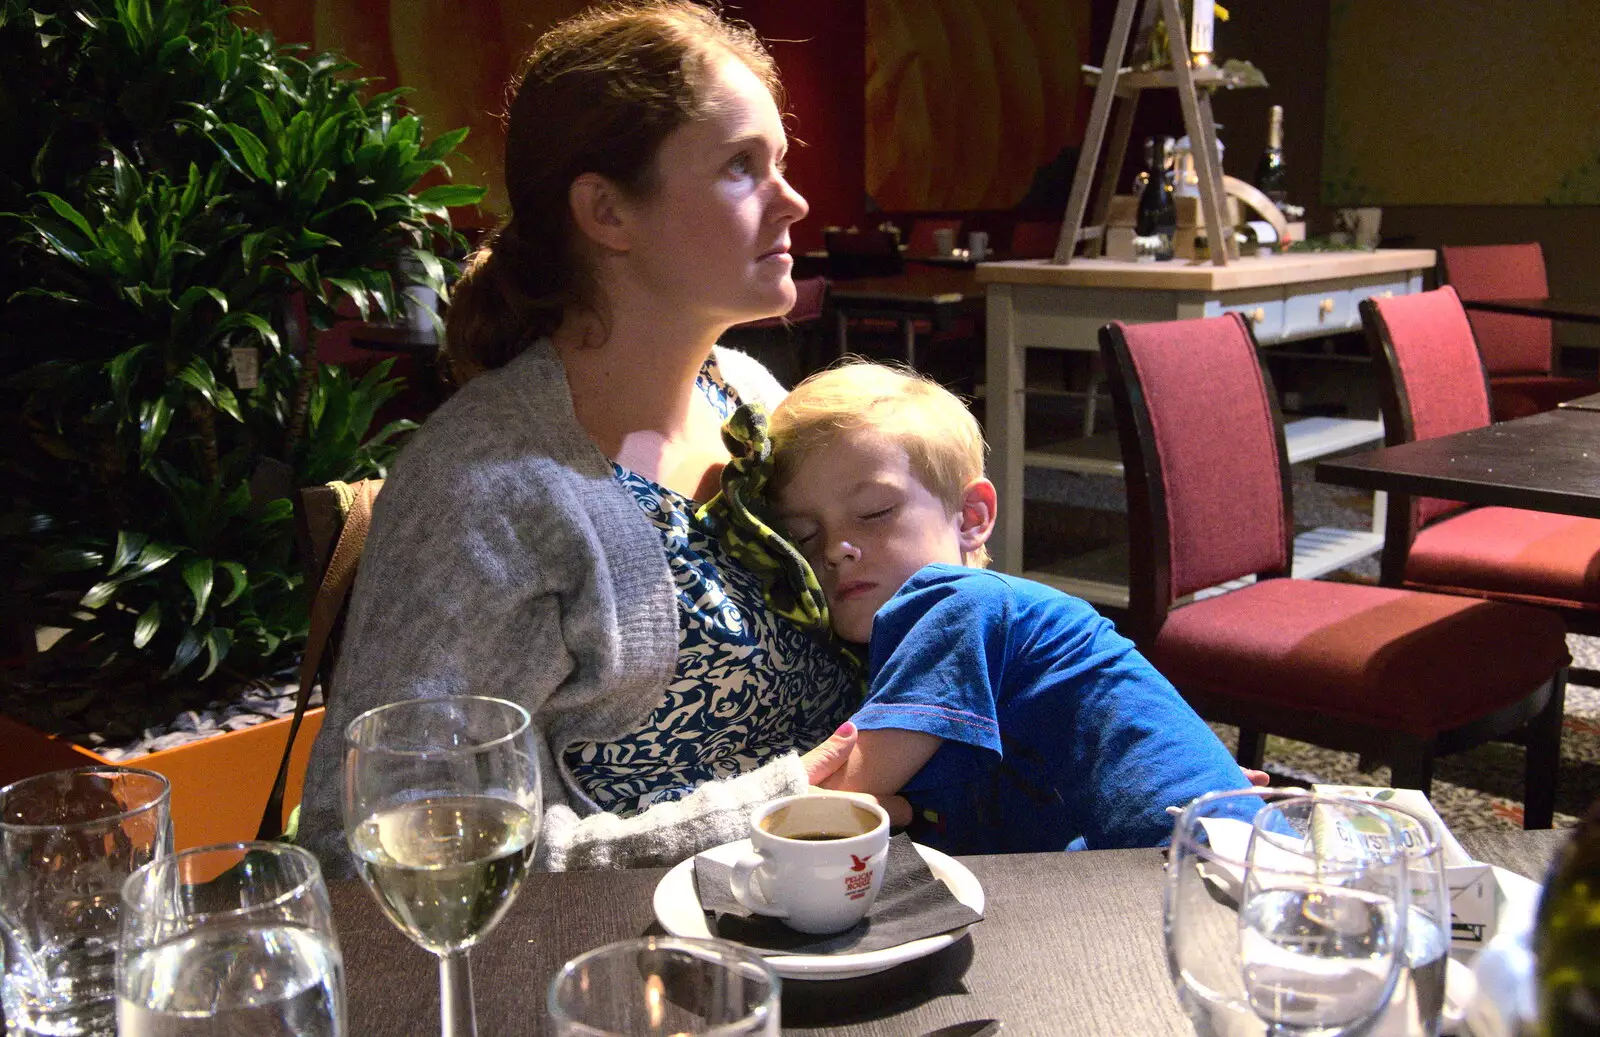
[439,949,477,1037]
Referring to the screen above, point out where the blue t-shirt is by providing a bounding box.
[854,564,1252,853]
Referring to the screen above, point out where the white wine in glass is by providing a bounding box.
[344,696,542,1037]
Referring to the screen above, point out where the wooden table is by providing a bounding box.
[1462,296,1600,325]
[333,828,1563,1036]
[828,267,984,366]
[1316,407,1600,519]
[977,250,1437,606]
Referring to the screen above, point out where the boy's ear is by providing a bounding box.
[569,172,633,254]
[957,477,997,556]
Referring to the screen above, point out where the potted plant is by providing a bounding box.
[0,0,483,846]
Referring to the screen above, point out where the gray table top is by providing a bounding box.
[333,828,1567,1036]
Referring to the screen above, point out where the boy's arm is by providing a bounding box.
[815,728,944,798]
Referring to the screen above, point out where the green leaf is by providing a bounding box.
[223,124,271,180]
[414,184,486,212]
[174,357,242,421]
[327,277,370,321]
[138,396,173,462]
[166,625,204,677]
[419,125,470,162]
[110,530,150,575]
[219,561,248,606]
[35,192,98,244]
[200,627,232,680]
[181,556,214,622]
[133,601,162,648]
[410,248,446,293]
[106,343,151,409]
[111,150,144,211]
[212,311,282,353]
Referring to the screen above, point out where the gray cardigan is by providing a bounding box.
[298,341,809,874]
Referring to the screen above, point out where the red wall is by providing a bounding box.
[739,0,867,251]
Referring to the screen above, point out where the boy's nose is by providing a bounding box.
[825,540,861,567]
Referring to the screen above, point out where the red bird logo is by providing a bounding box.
[849,854,870,872]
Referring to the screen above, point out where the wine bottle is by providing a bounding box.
[1254,104,1288,208]
[1135,136,1176,261]
[1535,796,1600,1036]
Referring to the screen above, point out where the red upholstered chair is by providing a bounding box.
[1008,220,1063,259]
[1100,313,1569,828]
[906,217,963,255]
[1360,286,1600,634]
[1440,243,1597,421]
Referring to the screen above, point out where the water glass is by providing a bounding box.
[548,937,780,1036]
[0,765,172,1037]
[1344,800,1451,1037]
[116,841,344,1036]
[343,695,542,1037]
[1240,795,1410,1036]
[1165,787,1408,1037]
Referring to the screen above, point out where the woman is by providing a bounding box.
[298,1,866,874]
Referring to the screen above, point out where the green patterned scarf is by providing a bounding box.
[696,403,865,674]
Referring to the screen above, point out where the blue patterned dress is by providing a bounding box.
[562,358,859,816]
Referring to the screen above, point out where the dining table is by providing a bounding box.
[1315,406,1600,519]
[1461,296,1600,325]
[827,266,984,366]
[331,828,1566,1036]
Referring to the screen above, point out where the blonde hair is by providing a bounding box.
[770,362,990,567]
[446,1,781,382]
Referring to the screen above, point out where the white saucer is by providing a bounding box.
[653,838,984,981]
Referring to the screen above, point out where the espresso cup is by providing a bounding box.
[729,793,890,934]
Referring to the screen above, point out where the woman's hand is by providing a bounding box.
[800,722,914,827]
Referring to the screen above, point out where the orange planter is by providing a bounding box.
[0,709,325,851]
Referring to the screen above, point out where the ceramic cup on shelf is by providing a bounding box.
[968,231,989,262]
[729,792,890,934]
[931,227,956,257]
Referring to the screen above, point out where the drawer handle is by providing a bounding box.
[1249,307,1266,324]
[1319,297,1335,316]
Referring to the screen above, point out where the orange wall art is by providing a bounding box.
[865,0,1090,212]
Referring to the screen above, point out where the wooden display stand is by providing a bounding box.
[1054,0,1233,266]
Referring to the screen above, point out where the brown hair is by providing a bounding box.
[445,1,782,381]
[770,362,991,567]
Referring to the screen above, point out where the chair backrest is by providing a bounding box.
[906,217,963,254]
[1100,315,1294,638]
[823,229,903,279]
[1008,220,1063,259]
[1360,287,1492,552]
[1440,243,1552,376]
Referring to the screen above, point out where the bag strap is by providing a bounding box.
[257,479,382,840]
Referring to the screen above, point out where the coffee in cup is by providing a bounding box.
[730,793,890,934]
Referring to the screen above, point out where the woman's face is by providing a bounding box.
[618,54,809,329]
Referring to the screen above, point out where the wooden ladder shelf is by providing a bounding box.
[1053,0,1233,266]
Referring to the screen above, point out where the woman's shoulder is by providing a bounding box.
[393,342,609,498]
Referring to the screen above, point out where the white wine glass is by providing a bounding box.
[1165,788,1408,1037]
[343,696,542,1037]
[1239,794,1409,1037]
[116,841,343,1036]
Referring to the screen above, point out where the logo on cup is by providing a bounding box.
[730,793,890,933]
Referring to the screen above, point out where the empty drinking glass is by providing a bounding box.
[548,937,780,1036]
[1165,787,1409,1037]
[343,696,542,1037]
[116,841,344,1036]
[0,765,172,1037]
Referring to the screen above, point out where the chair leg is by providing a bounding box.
[1522,670,1567,830]
[1235,729,1265,769]
[1388,748,1434,798]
